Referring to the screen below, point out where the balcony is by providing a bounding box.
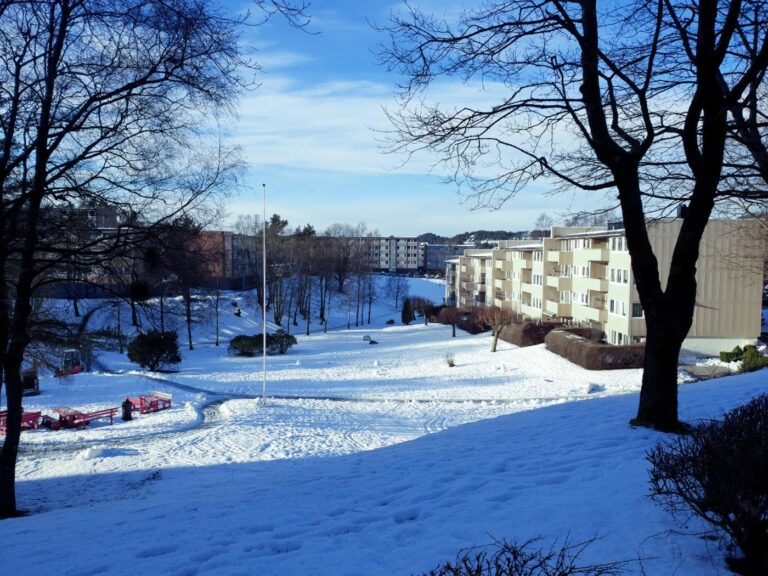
[546,251,559,263]
[573,248,610,266]
[571,302,607,324]
[545,300,572,318]
[521,282,544,296]
[521,303,543,318]
[572,276,608,293]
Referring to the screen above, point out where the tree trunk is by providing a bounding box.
[130,297,138,327]
[184,291,193,351]
[367,276,373,324]
[159,291,165,332]
[305,277,312,336]
[452,322,456,337]
[491,329,500,352]
[0,365,23,517]
[633,319,682,431]
[214,287,220,347]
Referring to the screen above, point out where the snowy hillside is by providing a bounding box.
[1,277,766,575]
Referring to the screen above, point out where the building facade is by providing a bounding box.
[447,220,766,355]
[424,243,478,273]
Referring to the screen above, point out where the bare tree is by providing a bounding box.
[382,0,768,431]
[532,213,554,239]
[384,274,410,309]
[0,0,305,518]
[474,306,516,352]
[438,306,465,337]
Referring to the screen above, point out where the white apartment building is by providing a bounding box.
[447,220,765,355]
[366,236,424,272]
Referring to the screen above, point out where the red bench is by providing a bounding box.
[126,392,172,414]
[51,406,118,429]
[0,410,42,435]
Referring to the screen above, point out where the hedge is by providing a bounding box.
[499,321,563,347]
[545,327,645,370]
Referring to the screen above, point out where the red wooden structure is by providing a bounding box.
[44,406,118,429]
[0,410,41,435]
[126,392,172,414]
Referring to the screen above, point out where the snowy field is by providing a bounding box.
[2,277,767,575]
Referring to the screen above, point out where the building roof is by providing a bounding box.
[464,252,493,259]
[508,243,543,251]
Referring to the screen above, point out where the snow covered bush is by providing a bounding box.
[228,335,261,356]
[444,352,455,367]
[228,331,297,357]
[420,538,626,576]
[127,331,181,371]
[740,346,768,373]
[270,329,297,354]
[647,394,768,575]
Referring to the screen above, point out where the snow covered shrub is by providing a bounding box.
[228,335,261,356]
[647,394,768,575]
[420,538,626,576]
[127,331,181,371]
[740,346,768,373]
[444,352,455,367]
[720,345,744,363]
[228,331,297,356]
[269,329,297,354]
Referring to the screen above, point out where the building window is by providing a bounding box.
[533,251,543,262]
[632,303,644,318]
[572,291,588,305]
[609,299,627,317]
[610,236,627,252]
[609,268,629,284]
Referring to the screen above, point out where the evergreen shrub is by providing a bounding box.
[228,330,297,357]
[127,331,181,371]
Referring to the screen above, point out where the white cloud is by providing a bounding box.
[231,74,512,177]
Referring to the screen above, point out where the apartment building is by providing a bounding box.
[424,243,477,273]
[448,220,765,355]
[364,236,425,272]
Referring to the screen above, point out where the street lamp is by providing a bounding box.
[262,183,267,404]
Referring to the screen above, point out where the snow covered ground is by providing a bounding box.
[2,278,767,575]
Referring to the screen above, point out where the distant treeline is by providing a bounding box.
[415,230,531,244]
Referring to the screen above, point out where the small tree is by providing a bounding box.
[412,298,434,325]
[127,331,182,371]
[474,306,516,352]
[647,395,768,575]
[438,307,464,337]
[401,298,415,325]
[385,275,410,309]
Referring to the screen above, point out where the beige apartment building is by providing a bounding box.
[446,220,765,355]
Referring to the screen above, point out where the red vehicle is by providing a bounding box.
[55,349,84,377]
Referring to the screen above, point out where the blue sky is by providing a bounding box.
[221,1,603,236]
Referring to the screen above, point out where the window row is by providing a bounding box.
[609,268,629,284]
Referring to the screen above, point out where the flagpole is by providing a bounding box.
[262,183,267,404]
